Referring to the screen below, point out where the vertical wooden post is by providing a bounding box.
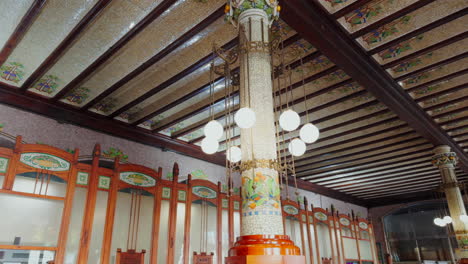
[338,212,346,264]
[217,182,223,264]
[327,208,336,264]
[304,199,314,264]
[55,148,80,263]
[183,174,193,264]
[312,205,321,264]
[331,206,342,264]
[298,201,306,258]
[228,190,234,247]
[2,136,22,190]
[353,213,362,263]
[100,157,120,264]
[150,167,163,264]
[77,144,101,264]
[167,163,179,264]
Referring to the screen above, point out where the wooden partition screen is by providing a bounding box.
[0,135,379,264]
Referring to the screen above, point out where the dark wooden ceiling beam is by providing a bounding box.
[107,7,228,118]
[395,51,468,82]
[0,0,47,66]
[20,0,113,91]
[350,0,436,38]
[368,8,468,55]
[382,32,468,69]
[52,0,178,101]
[281,0,468,173]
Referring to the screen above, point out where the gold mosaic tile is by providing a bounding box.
[373,16,468,64]
[0,0,99,88]
[0,0,35,53]
[39,0,164,99]
[338,0,417,33]
[82,0,226,109]
[357,0,466,50]
[387,38,468,78]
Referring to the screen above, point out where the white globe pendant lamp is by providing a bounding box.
[433,218,442,226]
[204,120,223,140]
[288,138,306,157]
[279,109,300,132]
[235,107,256,129]
[300,123,320,143]
[226,146,242,163]
[443,215,453,224]
[460,214,468,223]
[201,137,219,154]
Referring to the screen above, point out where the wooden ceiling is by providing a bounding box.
[0,0,466,207]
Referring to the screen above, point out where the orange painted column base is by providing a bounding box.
[459,258,468,264]
[225,235,306,264]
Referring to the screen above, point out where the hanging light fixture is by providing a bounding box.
[300,123,320,143]
[288,138,306,157]
[443,215,453,224]
[279,109,300,131]
[234,107,256,129]
[204,120,224,140]
[201,137,219,154]
[227,146,242,163]
[434,217,444,226]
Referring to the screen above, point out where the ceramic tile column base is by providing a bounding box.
[226,235,305,264]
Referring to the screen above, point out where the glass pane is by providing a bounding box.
[190,201,218,264]
[110,190,154,264]
[158,200,170,264]
[222,210,229,262]
[233,212,240,239]
[0,249,55,263]
[418,238,453,261]
[359,240,373,260]
[342,237,358,259]
[64,187,87,264]
[174,202,186,264]
[0,175,4,188]
[88,190,108,264]
[13,172,67,197]
[0,193,63,246]
[317,223,332,258]
[389,240,418,261]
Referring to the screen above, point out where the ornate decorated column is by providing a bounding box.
[225,1,305,263]
[432,145,468,261]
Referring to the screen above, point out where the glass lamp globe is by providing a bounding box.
[235,107,256,129]
[201,137,219,154]
[439,221,447,227]
[443,215,453,224]
[433,218,441,226]
[204,120,223,140]
[300,123,320,143]
[460,214,468,223]
[226,146,242,163]
[288,138,306,157]
[279,109,300,132]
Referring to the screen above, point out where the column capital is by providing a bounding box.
[432,145,458,167]
[225,0,280,25]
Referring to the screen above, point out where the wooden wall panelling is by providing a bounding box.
[100,157,120,264]
[368,221,379,263]
[0,136,18,190]
[331,207,342,264]
[312,206,322,264]
[299,206,307,262]
[228,190,234,248]
[76,144,100,264]
[184,173,193,264]
[304,199,315,264]
[217,182,223,264]
[55,148,80,263]
[352,214,362,264]
[166,164,179,264]
[151,168,163,264]
[328,210,336,263]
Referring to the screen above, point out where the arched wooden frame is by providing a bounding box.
[282,200,307,258]
[356,218,377,264]
[0,136,79,263]
[338,214,360,264]
[100,160,162,264]
[187,178,222,264]
[311,207,335,264]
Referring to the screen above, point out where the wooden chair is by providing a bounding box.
[193,252,214,264]
[116,248,146,264]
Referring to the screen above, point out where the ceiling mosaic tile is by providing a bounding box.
[0,0,35,52]
[317,0,357,15]
[357,0,466,50]
[338,0,418,33]
[39,0,164,98]
[387,38,468,78]
[75,0,226,106]
[373,15,468,64]
[0,0,100,87]
[410,74,467,98]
